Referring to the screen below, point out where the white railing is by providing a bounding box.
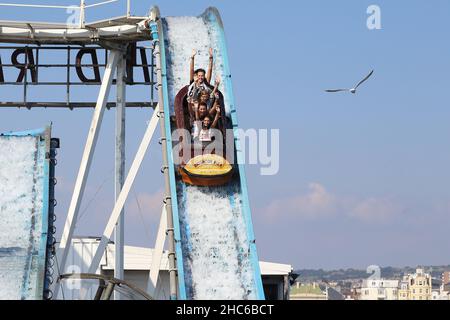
[0,3,76,9]
[0,0,131,28]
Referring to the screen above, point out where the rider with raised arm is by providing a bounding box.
[192,104,221,142]
[188,48,214,102]
[199,76,221,110]
[190,48,214,84]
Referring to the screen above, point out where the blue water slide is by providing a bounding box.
[154,7,265,300]
[0,126,55,300]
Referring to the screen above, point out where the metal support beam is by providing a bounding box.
[53,49,121,297]
[0,102,155,109]
[114,53,126,300]
[100,282,115,300]
[87,108,160,274]
[152,30,178,301]
[146,207,167,297]
[79,0,86,29]
[126,0,131,17]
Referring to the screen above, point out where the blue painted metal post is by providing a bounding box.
[149,12,187,299]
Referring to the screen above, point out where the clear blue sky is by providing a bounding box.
[1,0,450,270]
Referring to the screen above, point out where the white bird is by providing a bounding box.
[325,70,374,94]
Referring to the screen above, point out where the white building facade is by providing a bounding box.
[360,279,399,300]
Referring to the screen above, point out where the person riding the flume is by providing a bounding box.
[192,103,221,142]
[199,76,221,110]
[188,48,214,102]
[188,77,221,128]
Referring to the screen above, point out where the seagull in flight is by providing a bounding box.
[325,70,374,94]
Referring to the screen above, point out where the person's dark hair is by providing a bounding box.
[194,68,206,75]
[199,102,207,108]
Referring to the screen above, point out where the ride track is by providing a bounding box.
[154,7,265,300]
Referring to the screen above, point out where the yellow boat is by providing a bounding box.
[179,154,233,186]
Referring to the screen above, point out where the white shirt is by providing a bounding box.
[199,128,212,142]
[192,121,212,142]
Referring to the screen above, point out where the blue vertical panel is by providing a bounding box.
[149,20,188,300]
[159,7,265,300]
[0,127,52,300]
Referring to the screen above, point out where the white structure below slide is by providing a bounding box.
[56,237,293,300]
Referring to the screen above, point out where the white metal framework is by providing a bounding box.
[3,0,121,29]
[0,3,174,300]
[114,51,126,299]
[87,107,160,275]
[54,48,121,298]
[0,1,149,44]
[147,207,167,297]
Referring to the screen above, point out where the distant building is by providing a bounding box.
[290,282,327,300]
[398,278,409,300]
[360,279,399,300]
[340,287,354,300]
[442,271,450,285]
[431,288,449,300]
[432,281,450,300]
[407,268,432,300]
[396,268,437,300]
[351,285,362,300]
[324,285,345,300]
[289,281,344,300]
[432,290,441,300]
[441,284,450,300]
